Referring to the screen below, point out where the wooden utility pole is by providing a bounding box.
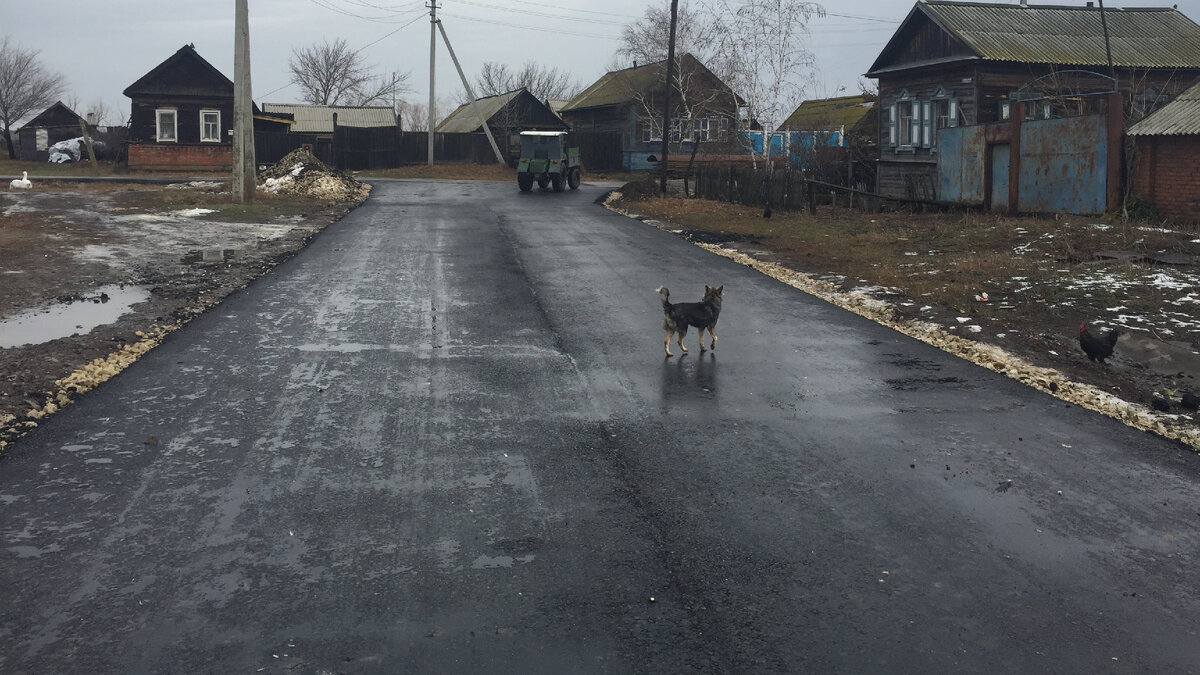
[233,0,256,202]
[427,1,438,165]
[436,20,505,165]
[659,0,679,194]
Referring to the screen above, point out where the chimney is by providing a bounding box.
[86,112,97,125]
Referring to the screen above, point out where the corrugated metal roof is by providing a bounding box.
[921,2,1200,68]
[562,61,667,112]
[779,95,875,131]
[1127,82,1200,135]
[435,89,523,133]
[562,54,737,112]
[260,104,395,132]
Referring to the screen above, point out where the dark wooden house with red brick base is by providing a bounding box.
[1128,82,1200,222]
[866,1,1200,212]
[124,44,287,171]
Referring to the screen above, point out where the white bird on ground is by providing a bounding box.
[10,171,32,190]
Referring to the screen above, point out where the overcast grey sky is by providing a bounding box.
[7,0,1200,126]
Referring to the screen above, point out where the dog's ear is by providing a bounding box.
[714,286,723,295]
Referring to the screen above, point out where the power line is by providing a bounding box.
[451,0,633,23]
[439,10,618,40]
[821,10,900,24]
[306,0,425,22]
[354,13,428,53]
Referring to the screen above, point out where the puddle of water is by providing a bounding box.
[0,285,151,348]
[182,248,245,264]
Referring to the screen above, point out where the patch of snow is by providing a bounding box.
[172,208,216,218]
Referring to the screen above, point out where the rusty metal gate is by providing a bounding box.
[936,113,1108,215]
[1017,115,1107,214]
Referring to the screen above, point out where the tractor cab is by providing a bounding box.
[516,131,581,192]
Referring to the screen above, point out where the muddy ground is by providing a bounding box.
[0,176,367,449]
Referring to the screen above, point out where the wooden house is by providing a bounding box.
[123,44,238,171]
[1128,82,1200,222]
[866,1,1200,206]
[16,102,100,162]
[776,94,878,178]
[436,88,567,165]
[123,44,289,171]
[560,54,744,171]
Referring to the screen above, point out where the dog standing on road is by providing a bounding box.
[657,285,723,357]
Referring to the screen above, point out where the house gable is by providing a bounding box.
[436,89,568,134]
[123,44,234,99]
[867,6,977,76]
[18,102,84,131]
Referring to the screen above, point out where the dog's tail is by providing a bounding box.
[657,286,670,309]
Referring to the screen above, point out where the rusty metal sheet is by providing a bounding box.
[1018,115,1107,215]
[936,126,986,205]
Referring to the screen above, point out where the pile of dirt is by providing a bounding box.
[258,149,369,202]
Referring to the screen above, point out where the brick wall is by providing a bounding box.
[1131,136,1200,223]
[128,143,232,171]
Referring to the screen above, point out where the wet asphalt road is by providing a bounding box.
[3,179,1200,672]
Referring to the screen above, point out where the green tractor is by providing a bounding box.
[516,131,581,192]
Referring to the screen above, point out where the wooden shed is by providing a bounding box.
[1128,81,1200,222]
[15,102,90,162]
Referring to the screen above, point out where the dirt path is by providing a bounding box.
[0,176,367,450]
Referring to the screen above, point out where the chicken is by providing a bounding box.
[1078,321,1120,363]
[1181,391,1200,411]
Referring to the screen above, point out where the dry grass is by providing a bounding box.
[629,196,1200,331]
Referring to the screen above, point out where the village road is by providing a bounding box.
[2,179,1199,672]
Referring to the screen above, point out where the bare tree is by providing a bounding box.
[704,0,824,135]
[465,61,580,103]
[615,2,714,70]
[0,36,68,158]
[397,96,456,131]
[289,38,411,106]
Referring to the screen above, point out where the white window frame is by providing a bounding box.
[200,109,221,143]
[890,90,921,152]
[156,108,178,143]
[642,118,661,144]
[692,117,710,142]
[898,99,915,148]
[929,87,959,151]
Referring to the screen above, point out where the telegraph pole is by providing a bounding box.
[659,0,679,194]
[436,19,505,164]
[427,0,438,165]
[233,0,256,202]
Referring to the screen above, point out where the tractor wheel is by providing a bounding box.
[518,173,533,192]
[537,175,550,190]
[567,167,581,190]
[551,172,565,192]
